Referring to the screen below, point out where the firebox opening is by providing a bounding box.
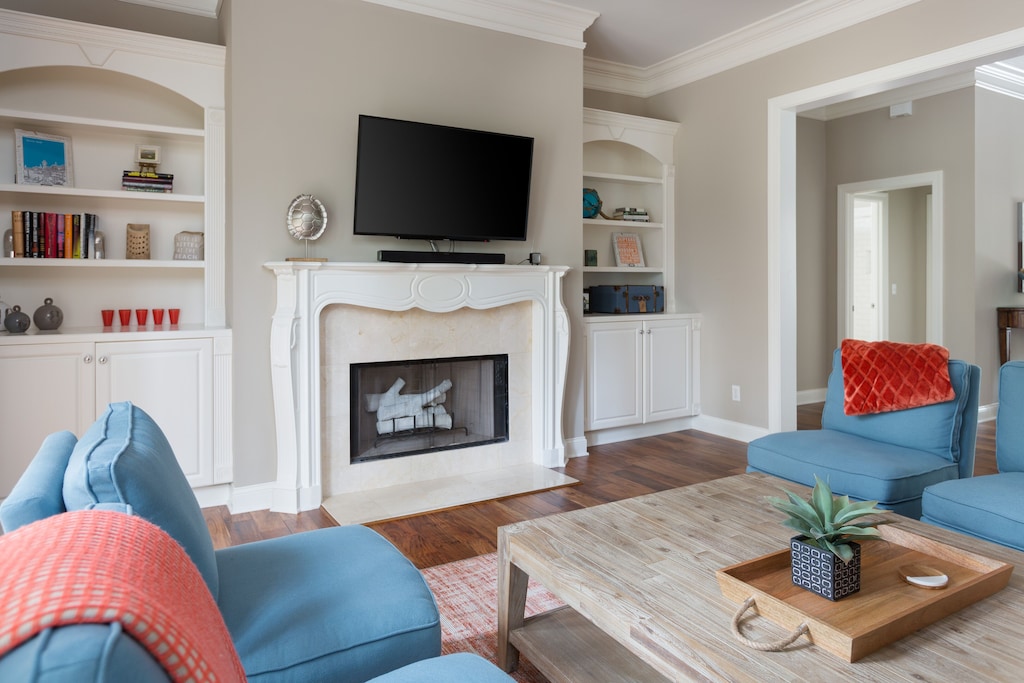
[350,354,510,464]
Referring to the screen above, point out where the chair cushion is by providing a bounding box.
[61,402,218,600]
[748,429,958,517]
[997,361,1024,472]
[215,525,440,682]
[0,430,77,533]
[922,473,1024,551]
[821,348,974,463]
[0,624,170,683]
[365,653,514,682]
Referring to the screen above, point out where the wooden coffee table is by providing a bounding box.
[497,472,1024,681]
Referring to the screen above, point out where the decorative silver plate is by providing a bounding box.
[286,194,327,241]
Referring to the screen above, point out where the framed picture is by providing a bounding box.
[15,129,73,187]
[612,232,645,267]
[135,144,161,165]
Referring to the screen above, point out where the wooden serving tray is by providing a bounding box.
[716,525,1013,662]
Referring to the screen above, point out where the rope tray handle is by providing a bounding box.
[731,597,809,652]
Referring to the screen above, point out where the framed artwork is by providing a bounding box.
[612,232,645,267]
[135,144,161,165]
[15,129,73,187]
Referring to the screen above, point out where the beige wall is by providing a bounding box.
[225,0,584,486]
[976,87,1024,398]
[793,88,972,394]
[796,117,829,394]
[630,0,1024,427]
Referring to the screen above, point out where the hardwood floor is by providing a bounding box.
[202,405,998,569]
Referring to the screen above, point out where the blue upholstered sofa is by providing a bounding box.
[921,361,1024,550]
[747,348,981,519]
[0,402,512,682]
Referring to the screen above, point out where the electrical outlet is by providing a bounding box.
[731,385,741,402]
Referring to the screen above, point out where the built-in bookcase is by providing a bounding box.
[0,9,231,504]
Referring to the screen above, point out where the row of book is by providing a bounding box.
[613,207,650,222]
[122,170,173,193]
[11,211,100,259]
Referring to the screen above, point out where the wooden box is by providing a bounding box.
[716,525,1013,662]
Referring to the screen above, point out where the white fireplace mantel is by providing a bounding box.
[264,261,570,513]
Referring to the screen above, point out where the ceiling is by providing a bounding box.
[100,0,1024,104]
[125,0,888,68]
[570,0,814,68]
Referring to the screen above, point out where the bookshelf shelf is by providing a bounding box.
[582,170,662,185]
[0,108,204,139]
[0,183,203,203]
[0,257,203,269]
[583,217,666,230]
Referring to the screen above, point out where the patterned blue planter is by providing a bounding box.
[790,536,861,601]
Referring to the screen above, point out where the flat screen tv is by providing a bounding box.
[353,115,534,244]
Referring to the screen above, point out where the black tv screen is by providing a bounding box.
[353,115,534,242]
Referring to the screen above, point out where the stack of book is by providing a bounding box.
[613,207,650,222]
[122,170,173,193]
[10,210,99,258]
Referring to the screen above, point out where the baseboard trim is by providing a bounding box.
[797,388,827,405]
[585,416,696,447]
[564,436,589,459]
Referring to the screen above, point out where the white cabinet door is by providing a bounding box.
[95,338,213,487]
[0,343,94,498]
[586,320,644,430]
[645,317,693,422]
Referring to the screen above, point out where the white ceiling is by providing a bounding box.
[112,0,1024,105]
[570,0,813,68]
[132,0,895,68]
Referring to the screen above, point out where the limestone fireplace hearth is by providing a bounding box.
[265,262,574,522]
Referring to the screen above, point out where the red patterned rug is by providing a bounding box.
[422,552,563,683]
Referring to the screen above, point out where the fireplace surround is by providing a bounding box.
[265,262,571,515]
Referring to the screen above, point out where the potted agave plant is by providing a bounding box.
[767,476,885,601]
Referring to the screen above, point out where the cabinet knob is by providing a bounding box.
[98,356,108,364]
[83,354,93,364]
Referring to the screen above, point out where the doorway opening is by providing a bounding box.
[837,172,942,345]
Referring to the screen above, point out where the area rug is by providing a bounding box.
[422,552,564,683]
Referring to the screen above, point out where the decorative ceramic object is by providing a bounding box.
[126,223,150,259]
[790,536,861,601]
[33,297,63,331]
[4,305,30,334]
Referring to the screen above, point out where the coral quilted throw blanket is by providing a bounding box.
[841,339,955,415]
[0,509,246,683]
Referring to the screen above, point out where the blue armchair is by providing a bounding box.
[922,361,1024,550]
[0,402,457,682]
[747,348,981,519]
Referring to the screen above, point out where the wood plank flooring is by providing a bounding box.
[202,405,998,569]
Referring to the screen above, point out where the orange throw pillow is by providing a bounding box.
[841,339,955,416]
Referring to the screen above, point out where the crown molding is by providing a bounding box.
[119,0,221,19]
[584,0,922,97]
[0,7,225,67]
[976,61,1024,103]
[361,0,599,50]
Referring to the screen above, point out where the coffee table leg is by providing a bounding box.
[497,529,529,672]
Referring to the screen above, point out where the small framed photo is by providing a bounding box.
[15,129,73,187]
[135,144,161,165]
[612,232,645,267]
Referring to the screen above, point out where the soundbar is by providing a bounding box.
[377,250,505,264]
